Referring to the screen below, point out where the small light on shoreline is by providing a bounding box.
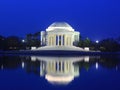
[22,39,25,43]
[96,40,99,44]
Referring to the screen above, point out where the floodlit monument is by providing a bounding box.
[41,22,79,46]
[32,22,89,51]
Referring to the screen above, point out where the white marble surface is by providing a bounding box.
[32,46,88,51]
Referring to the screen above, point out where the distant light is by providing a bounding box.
[22,39,25,43]
[22,62,25,68]
[96,62,98,69]
[96,40,99,43]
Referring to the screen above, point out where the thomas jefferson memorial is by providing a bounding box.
[41,22,79,46]
[33,22,88,51]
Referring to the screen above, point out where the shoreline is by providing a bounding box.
[0,50,120,56]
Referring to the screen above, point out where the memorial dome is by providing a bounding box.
[46,22,74,32]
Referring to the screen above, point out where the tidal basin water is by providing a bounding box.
[0,55,120,90]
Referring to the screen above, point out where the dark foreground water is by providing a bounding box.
[0,55,120,90]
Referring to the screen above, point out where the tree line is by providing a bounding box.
[77,36,120,52]
[0,32,40,50]
[0,33,120,52]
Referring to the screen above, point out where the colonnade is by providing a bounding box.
[48,34,72,46]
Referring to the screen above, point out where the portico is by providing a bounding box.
[47,34,73,46]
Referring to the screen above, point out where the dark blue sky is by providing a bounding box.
[0,0,120,41]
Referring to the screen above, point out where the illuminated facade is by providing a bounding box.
[41,22,80,46]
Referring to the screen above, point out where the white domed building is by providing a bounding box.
[41,22,80,46]
[32,22,88,51]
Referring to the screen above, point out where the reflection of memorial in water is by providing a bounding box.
[30,56,96,84]
[1,55,120,85]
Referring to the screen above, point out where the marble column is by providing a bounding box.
[54,35,56,46]
[50,37,51,46]
[61,35,63,46]
[47,36,50,46]
[67,37,69,46]
[71,35,73,46]
[64,35,66,46]
[69,37,71,46]
[49,36,51,46]
[63,35,64,46]
[52,36,54,46]
[51,36,52,46]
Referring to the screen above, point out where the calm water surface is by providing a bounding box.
[0,55,120,90]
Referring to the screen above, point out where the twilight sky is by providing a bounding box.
[0,0,120,41]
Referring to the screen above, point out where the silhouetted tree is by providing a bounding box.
[26,32,40,48]
[78,37,91,48]
[5,36,21,50]
[116,36,120,43]
[78,40,84,47]
[0,35,6,50]
[83,37,91,47]
[99,38,120,52]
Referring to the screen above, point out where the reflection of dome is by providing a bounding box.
[45,74,74,85]
[46,22,74,32]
